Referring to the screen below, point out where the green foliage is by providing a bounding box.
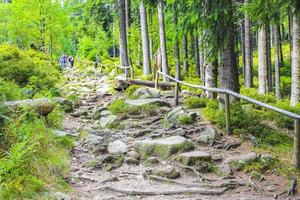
[184,96,206,109]
[0,108,70,199]
[0,45,63,98]
[178,114,194,125]
[125,85,141,98]
[108,99,127,115]
[0,79,23,100]
[46,107,64,129]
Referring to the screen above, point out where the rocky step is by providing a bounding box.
[134,136,194,159]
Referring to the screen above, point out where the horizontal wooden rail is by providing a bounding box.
[114,64,133,79]
[156,71,300,169]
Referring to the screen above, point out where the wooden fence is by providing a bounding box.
[155,70,300,169]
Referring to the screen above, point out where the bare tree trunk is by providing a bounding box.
[258,25,269,94]
[290,12,300,106]
[183,34,188,74]
[266,24,272,91]
[194,36,200,77]
[279,24,284,67]
[125,0,131,34]
[173,2,180,80]
[157,0,169,81]
[118,0,130,73]
[220,7,240,94]
[244,0,252,88]
[274,24,281,100]
[205,60,217,98]
[140,1,151,76]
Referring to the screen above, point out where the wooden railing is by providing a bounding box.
[155,71,300,169]
[114,64,134,79]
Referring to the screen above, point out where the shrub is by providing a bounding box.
[0,79,23,100]
[125,85,141,98]
[108,99,127,115]
[0,44,63,97]
[184,96,207,109]
[178,114,194,125]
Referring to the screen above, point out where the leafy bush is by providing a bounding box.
[178,114,194,125]
[125,85,141,98]
[108,99,127,115]
[0,79,23,100]
[184,96,206,109]
[0,44,63,97]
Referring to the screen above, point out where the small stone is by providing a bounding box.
[177,151,212,166]
[219,163,233,176]
[127,150,140,160]
[152,165,180,179]
[266,185,276,192]
[133,87,160,99]
[53,130,70,137]
[224,152,258,170]
[108,140,128,154]
[145,157,160,165]
[101,154,124,171]
[52,192,71,200]
[125,157,139,165]
[196,127,218,143]
[100,115,117,128]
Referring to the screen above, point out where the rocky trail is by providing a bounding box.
[60,67,291,200]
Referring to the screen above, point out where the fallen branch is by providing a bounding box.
[248,175,261,194]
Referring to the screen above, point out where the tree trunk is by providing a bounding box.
[205,60,218,98]
[173,2,180,80]
[266,25,272,91]
[157,0,169,81]
[258,25,269,94]
[194,36,200,77]
[290,11,300,106]
[220,6,240,94]
[140,1,151,76]
[244,0,253,88]
[118,0,130,74]
[274,24,281,100]
[125,0,131,33]
[279,24,284,67]
[183,34,188,74]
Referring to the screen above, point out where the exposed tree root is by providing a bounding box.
[98,185,227,196]
[174,162,203,182]
[248,175,261,194]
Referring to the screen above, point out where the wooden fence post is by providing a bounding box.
[155,71,159,89]
[130,67,133,79]
[174,82,179,106]
[294,119,300,169]
[225,93,231,134]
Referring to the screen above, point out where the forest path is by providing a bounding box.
[61,67,288,200]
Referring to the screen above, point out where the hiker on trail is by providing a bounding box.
[69,56,74,68]
[95,55,100,68]
[59,56,64,70]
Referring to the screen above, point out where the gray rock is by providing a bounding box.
[224,152,258,170]
[125,98,171,107]
[133,87,160,99]
[53,130,70,137]
[52,192,71,200]
[151,165,180,179]
[145,157,160,165]
[177,151,212,166]
[127,150,140,160]
[79,134,103,153]
[219,163,233,176]
[165,107,186,123]
[101,154,124,171]
[196,127,218,143]
[53,97,73,112]
[260,153,276,164]
[125,157,139,165]
[108,140,128,154]
[134,136,194,159]
[100,115,117,128]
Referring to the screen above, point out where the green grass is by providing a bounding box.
[184,96,207,109]
[178,114,195,125]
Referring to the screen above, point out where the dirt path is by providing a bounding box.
[61,67,292,200]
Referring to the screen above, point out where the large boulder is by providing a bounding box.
[125,98,171,107]
[4,98,54,116]
[134,136,194,159]
[133,87,160,99]
[177,151,212,166]
[53,97,73,112]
